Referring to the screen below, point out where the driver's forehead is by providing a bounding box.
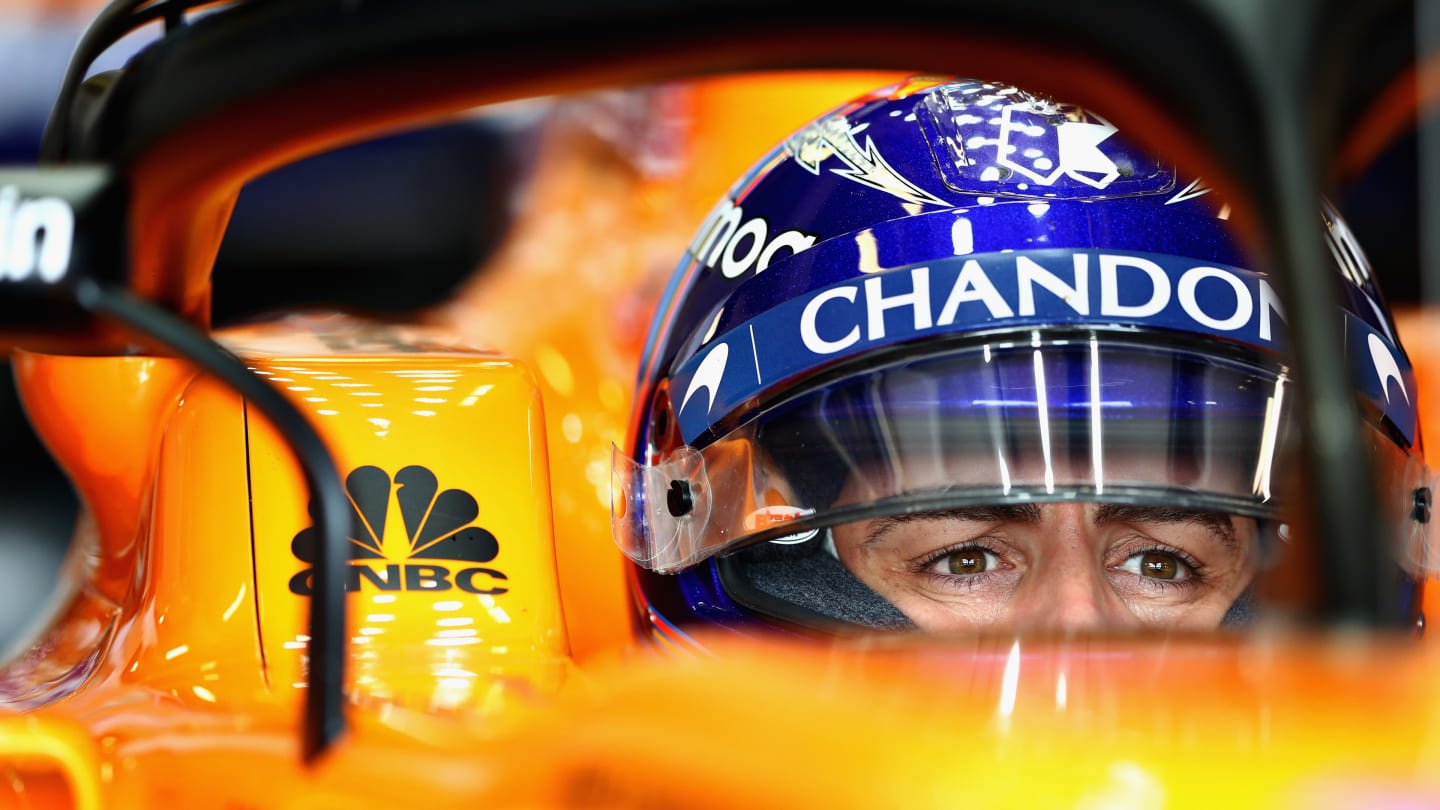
[834,445,1251,504]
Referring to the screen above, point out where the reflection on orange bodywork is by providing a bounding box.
[21,632,1440,809]
[424,71,909,660]
[3,69,1438,808]
[12,355,194,607]
[8,319,586,805]
[0,717,98,810]
[0,0,103,13]
[0,72,917,807]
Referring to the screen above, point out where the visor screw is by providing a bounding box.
[666,480,694,517]
[1413,487,1432,525]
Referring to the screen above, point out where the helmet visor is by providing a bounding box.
[614,332,1298,573]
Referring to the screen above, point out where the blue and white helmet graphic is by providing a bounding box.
[613,78,1430,636]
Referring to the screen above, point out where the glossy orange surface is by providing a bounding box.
[0,73,924,807]
[424,70,910,661]
[0,64,1437,808]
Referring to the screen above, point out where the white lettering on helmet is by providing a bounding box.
[799,252,1287,357]
[759,229,819,272]
[0,186,73,283]
[691,197,817,279]
[1099,254,1169,318]
[1177,266,1252,331]
[1258,279,1286,342]
[800,287,860,353]
[721,217,767,278]
[865,267,931,340]
[1017,254,1089,316]
[937,259,1014,324]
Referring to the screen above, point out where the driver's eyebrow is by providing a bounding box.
[1091,503,1238,550]
[865,504,1041,546]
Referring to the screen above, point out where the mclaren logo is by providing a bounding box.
[1368,333,1409,406]
[678,341,729,416]
[288,465,508,596]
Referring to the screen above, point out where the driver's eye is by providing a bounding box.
[1121,550,1191,581]
[946,548,999,575]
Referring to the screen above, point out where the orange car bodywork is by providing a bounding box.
[0,67,1438,808]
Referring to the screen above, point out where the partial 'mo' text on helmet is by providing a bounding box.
[689,196,818,279]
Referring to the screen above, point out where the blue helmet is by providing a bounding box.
[613,78,1429,637]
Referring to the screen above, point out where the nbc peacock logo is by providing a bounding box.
[288,464,508,596]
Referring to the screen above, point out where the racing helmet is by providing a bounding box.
[612,77,1430,636]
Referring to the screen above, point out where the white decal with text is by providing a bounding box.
[0,185,73,283]
[798,254,1286,355]
[689,197,817,279]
